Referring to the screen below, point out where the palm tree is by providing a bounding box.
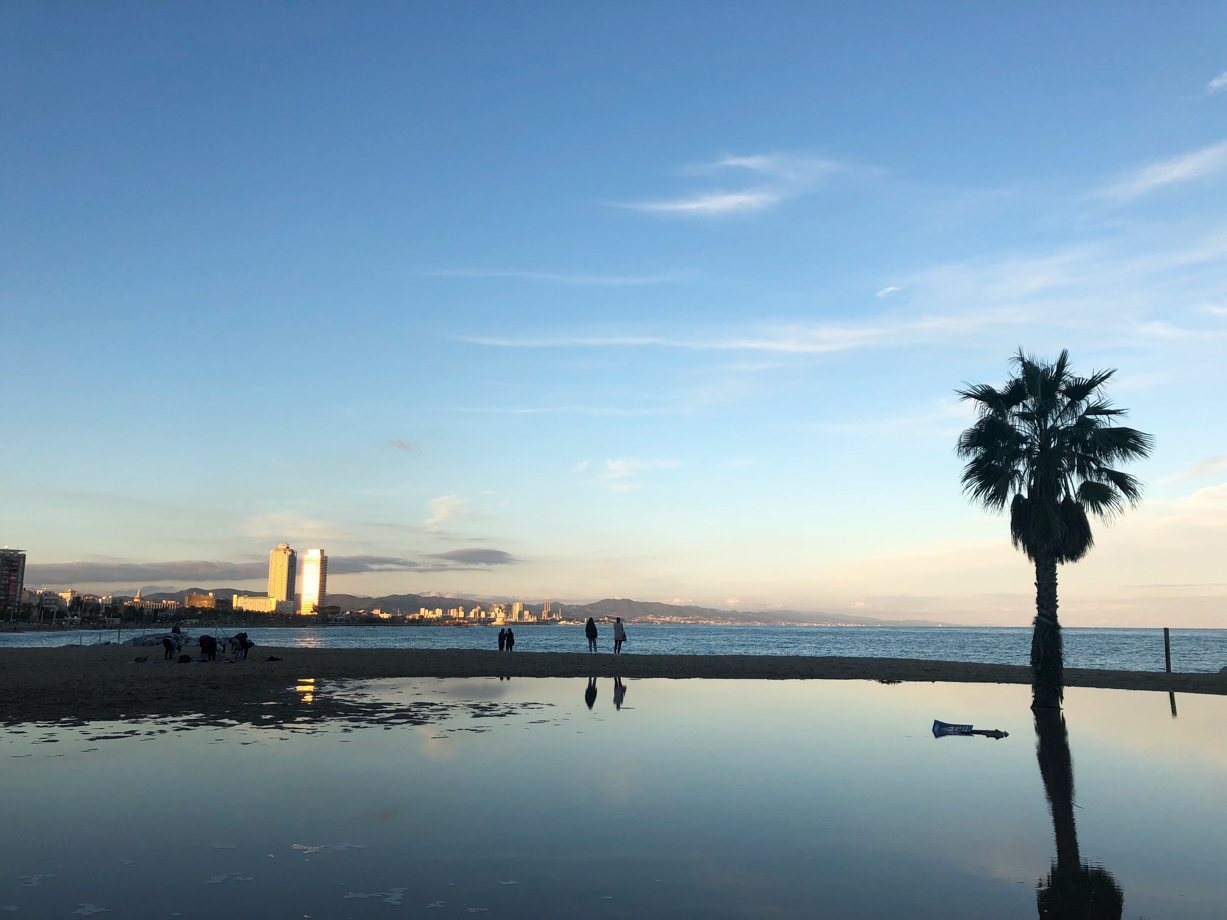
[956,350,1152,692]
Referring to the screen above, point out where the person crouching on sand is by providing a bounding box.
[585,617,598,653]
[612,617,626,654]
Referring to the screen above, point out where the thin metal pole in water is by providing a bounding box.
[1169,691,1178,719]
[1163,627,1172,673]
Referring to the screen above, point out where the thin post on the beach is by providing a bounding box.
[1163,627,1172,674]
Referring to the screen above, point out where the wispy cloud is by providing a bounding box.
[1157,455,1227,484]
[387,438,418,452]
[875,286,902,298]
[1207,71,1227,94]
[617,152,845,216]
[1098,139,1227,201]
[466,308,1029,355]
[590,457,681,492]
[425,494,467,526]
[440,403,684,417]
[424,269,682,286]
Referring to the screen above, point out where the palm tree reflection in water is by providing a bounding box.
[1033,693,1123,919]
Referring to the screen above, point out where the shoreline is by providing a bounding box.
[2,645,1225,725]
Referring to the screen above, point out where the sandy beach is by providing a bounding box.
[2,644,1224,724]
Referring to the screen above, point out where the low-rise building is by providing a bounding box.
[233,595,295,614]
[184,592,217,609]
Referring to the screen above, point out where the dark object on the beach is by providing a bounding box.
[877,679,901,685]
[932,720,1009,740]
[177,654,192,664]
[506,628,515,652]
[264,655,283,662]
[199,635,218,662]
[956,351,1152,694]
[133,656,149,663]
[498,628,506,651]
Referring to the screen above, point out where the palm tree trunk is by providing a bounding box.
[1031,553,1063,695]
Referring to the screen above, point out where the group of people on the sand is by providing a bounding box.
[497,627,516,651]
[584,616,627,654]
[159,626,254,662]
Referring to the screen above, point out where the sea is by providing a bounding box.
[3,624,1225,672]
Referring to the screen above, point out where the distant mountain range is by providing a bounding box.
[140,587,939,627]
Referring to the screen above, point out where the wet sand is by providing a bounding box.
[3,645,1224,724]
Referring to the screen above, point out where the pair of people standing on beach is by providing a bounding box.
[584,617,627,653]
[497,627,515,651]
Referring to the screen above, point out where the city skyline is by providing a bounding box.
[2,5,1225,627]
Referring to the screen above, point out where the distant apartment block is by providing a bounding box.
[268,543,297,602]
[300,548,327,614]
[1,549,27,619]
[184,592,218,609]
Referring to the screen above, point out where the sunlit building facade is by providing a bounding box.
[300,548,327,615]
[268,543,297,603]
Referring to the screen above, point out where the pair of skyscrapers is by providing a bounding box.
[268,543,327,615]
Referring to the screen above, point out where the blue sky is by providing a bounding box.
[3,3,1226,625]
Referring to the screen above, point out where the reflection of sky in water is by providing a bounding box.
[1,680,1223,919]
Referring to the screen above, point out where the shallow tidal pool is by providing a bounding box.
[2,678,1224,919]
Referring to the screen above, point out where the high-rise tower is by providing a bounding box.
[300,548,327,615]
[0,549,26,621]
[268,543,297,603]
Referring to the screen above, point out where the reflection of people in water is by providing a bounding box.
[584,677,598,710]
[1033,689,1123,919]
[613,677,626,710]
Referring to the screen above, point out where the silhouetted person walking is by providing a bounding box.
[613,676,626,710]
[613,617,626,654]
[506,628,515,651]
[498,628,506,651]
[585,617,598,653]
[584,677,597,709]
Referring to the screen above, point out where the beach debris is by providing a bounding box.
[293,843,368,854]
[265,656,284,662]
[72,906,109,915]
[426,903,444,909]
[932,720,1009,740]
[205,873,253,884]
[18,874,55,887]
[342,888,405,905]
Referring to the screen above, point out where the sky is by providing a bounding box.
[2,2,1226,626]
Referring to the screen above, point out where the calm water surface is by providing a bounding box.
[5,625,1226,672]
[2,678,1224,919]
